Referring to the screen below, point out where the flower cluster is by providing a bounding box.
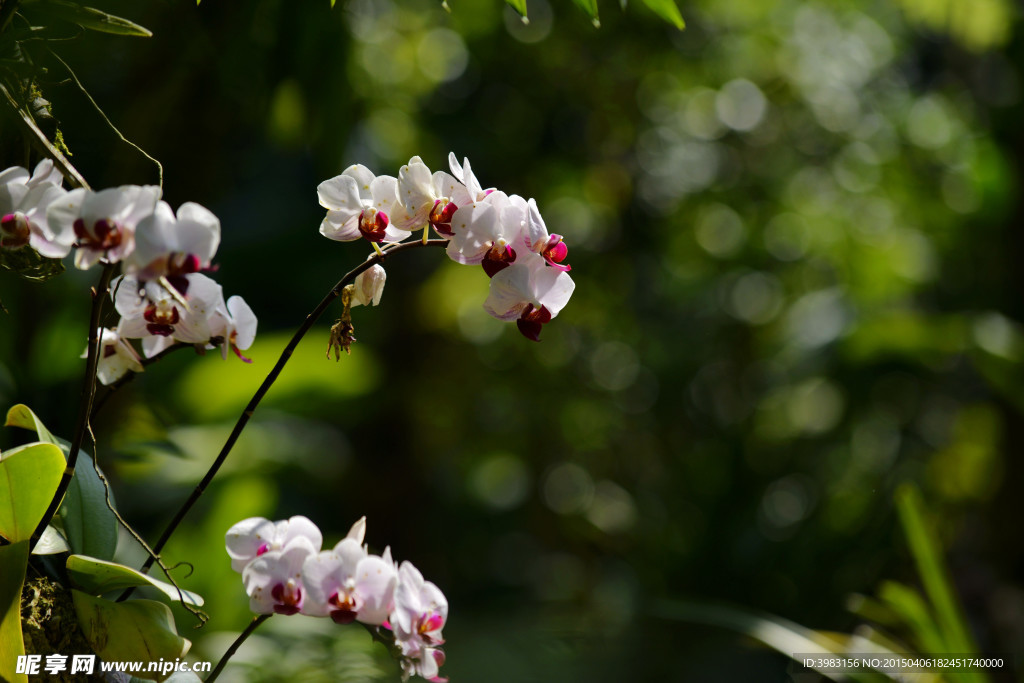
[318,153,575,341]
[226,515,448,682]
[0,160,256,384]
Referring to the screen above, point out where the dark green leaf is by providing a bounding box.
[28,0,152,37]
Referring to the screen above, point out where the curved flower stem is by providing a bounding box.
[28,262,115,551]
[134,238,448,577]
[205,613,271,683]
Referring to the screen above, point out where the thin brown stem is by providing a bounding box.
[205,613,271,683]
[133,239,447,578]
[29,263,115,551]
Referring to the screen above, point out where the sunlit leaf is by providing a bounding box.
[29,0,152,37]
[876,581,947,655]
[0,541,30,683]
[72,591,190,679]
[640,0,684,28]
[505,0,528,19]
[7,404,118,560]
[895,486,982,661]
[0,442,66,543]
[67,555,204,607]
[571,0,600,26]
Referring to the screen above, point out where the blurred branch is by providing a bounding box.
[0,81,89,189]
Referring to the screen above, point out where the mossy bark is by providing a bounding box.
[20,576,98,681]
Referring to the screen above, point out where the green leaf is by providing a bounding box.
[504,0,528,19]
[7,404,118,560]
[651,600,890,683]
[29,0,152,37]
[0,245,65,282]
[5,403,58,442]
[33,524,71,554]
[571,0,600,26]
[67,555,204,607]
[72,591,190,680]
[895,485,980,657]
[640,0,684,28]
[0,541,30,683]
[0,442,66,543]
[876,581,947,655]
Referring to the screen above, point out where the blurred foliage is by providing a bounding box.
[2,0,1024,680]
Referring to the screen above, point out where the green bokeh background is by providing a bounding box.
[2,0,1024,680]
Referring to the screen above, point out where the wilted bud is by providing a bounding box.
[352,263,386,307]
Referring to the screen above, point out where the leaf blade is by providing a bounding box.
[67,555,204,607]
[30,0,152,37]
[640,0,684,29]
[0,443,66,543]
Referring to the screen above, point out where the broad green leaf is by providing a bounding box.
[571,0,600,26]
[29,0,152,37]
[67,555,204,607]
[58,450,118,560]
[640,0,684,28]
[505,0,528,19]
[72,591,190,681]
[0,245,65,282]
[5,403,59,442]
[895,486,980,657]
[7,404,118,560]
[0,541,30,683]
[0,442,66,543]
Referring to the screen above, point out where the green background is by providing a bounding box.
[1,0,1023,679]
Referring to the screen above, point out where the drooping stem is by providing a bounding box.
[29,262,115,551]
[136,239,447,575]
[205,613,271,683]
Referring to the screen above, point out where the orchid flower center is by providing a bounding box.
[540,234,571,272]
[516,304,552,342]
[143,301,180,337]
[428,199,457,236]
[481,240,516,278]
[328,589,359,624]
[270,578,303,615]
[358,208,389,243]
[0,213,30,249]
[74,217,124,251]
